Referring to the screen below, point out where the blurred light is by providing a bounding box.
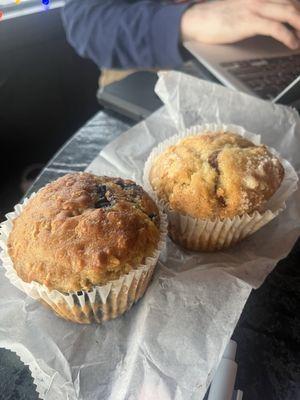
[42,0,50,9]
[0,0,52,21]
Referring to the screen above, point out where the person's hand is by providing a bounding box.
[181,0,300,50]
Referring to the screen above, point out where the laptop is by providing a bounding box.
[185,36,300,105]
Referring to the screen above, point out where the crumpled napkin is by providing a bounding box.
[0,71,299,400]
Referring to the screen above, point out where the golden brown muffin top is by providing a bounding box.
[8,173,161,293]
[149,132,284,219]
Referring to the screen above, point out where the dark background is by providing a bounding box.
[0,7,99,221]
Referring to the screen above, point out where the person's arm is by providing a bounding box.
[62,0,189,69]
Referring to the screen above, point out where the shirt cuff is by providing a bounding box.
[151,3,190,68]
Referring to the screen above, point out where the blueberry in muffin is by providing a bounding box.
[8,173,161,294]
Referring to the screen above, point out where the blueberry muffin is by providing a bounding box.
[149,132,284,220]
[7,173,165,322]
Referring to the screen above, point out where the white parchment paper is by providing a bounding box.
[0,71,299,400]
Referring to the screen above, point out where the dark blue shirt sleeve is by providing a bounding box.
[62,0,189,69]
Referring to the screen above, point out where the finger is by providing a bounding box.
[252,2,300,31]
[252,15,300,49]
[266,0,300,7]
[263,0,300,12]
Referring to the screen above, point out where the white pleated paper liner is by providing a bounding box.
[0,194,168,324]
[143,123,298,251]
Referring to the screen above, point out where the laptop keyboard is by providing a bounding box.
[221,54,300,99]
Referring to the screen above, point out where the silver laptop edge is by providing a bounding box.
[185,36,300,101]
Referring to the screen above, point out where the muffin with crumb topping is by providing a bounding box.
[147,129,284,251]
[7,172,167,323]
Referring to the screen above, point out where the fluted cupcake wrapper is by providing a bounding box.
[143,123,298,252]
[167,208,279,251]
[0,194,168,323]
